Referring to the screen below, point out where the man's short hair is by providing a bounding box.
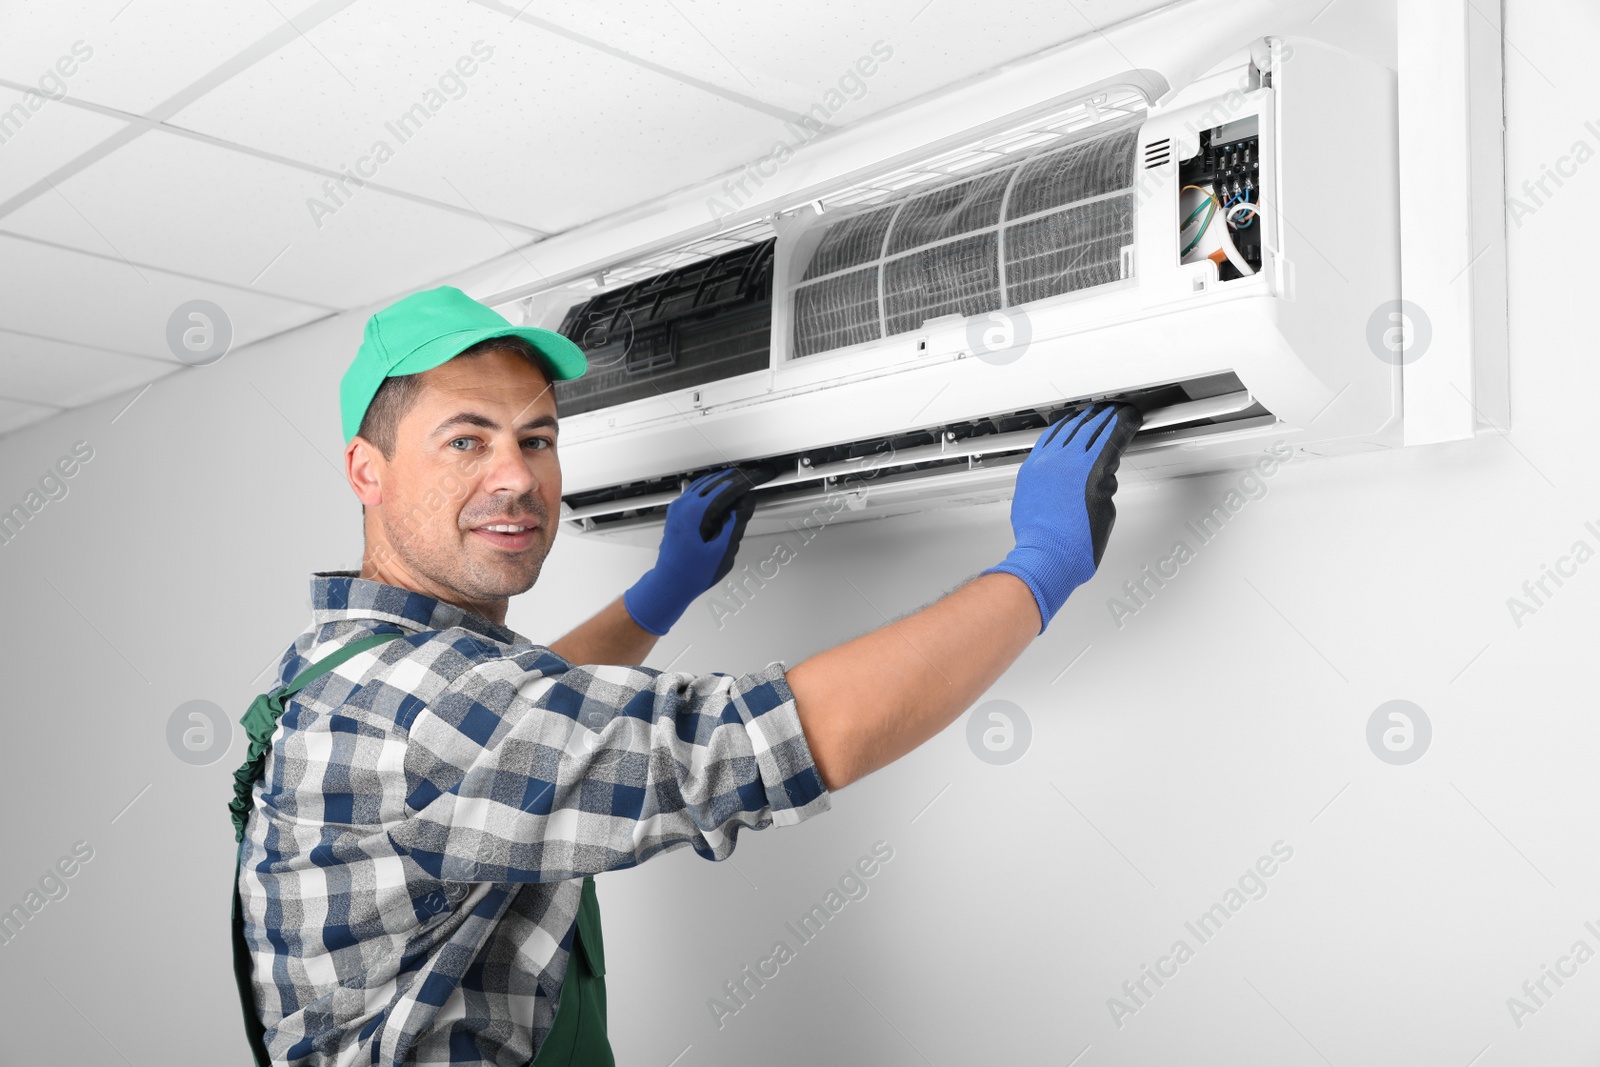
[355,335,557,461]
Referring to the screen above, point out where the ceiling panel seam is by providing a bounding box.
[0,325,182,366]
[0,229,342,312]
[0,393,65,408]
[0,76,552,236]
[467,0,823,128]
[0,0,361,221]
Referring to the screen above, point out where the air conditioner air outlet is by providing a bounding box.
[560,371,1272,533]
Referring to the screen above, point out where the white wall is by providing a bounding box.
[3,1,1599,1062]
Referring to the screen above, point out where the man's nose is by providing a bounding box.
[481,437,539,495]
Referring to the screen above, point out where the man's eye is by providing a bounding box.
[448,437,478,451]
[525,437,553,451]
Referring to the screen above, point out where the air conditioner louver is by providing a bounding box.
[1143,137,1172,168]
[560,372,1272,534]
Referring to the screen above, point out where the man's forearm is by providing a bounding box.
[785,571,1041,792]
[548,595,660,666]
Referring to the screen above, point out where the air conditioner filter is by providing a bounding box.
[792,118,1141,358]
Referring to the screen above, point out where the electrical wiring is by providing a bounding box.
[1179,183,1255,274]
[1227,187,1257,229]
[1180,200,1216,256]
[1179,184,1219,257]
[1180,185,1214,226]
[1227,203,1259,227]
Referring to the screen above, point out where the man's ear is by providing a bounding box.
[346,436,385,508]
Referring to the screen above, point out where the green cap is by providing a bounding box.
[340,286,587,443]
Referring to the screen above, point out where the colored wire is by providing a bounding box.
[1229,187,1257,229]
[1181,197,1216,256]
[1216,184,1257,273]
[1179,184,1219,257]
[1226,203,1259,226]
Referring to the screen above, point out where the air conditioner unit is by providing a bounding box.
[528,32,1404,545]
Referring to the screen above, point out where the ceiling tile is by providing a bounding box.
[0,0,338,115]
[165,0,795,233]
[0,129,543,309]
[0,86,130,203]
[0,329,177,408]
[0,234,328,361]
[0,395,62,437]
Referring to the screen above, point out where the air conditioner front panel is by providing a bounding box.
[558,269,1260,446]
[558,286,1337,489]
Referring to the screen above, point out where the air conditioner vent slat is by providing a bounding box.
[561,375,1270,527]
[1143,137,1173,169]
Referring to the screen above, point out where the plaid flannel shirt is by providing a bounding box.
[237,571,832,1065]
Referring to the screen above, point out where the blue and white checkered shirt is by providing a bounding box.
[237,571,832,1065]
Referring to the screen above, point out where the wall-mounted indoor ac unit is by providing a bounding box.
[483,4,1502,545]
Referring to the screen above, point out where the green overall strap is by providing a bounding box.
[230,631,406,1067]
[229,632,406,843]
[529,874,612,1067]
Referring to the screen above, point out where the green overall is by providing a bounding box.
[227,631,613,1066]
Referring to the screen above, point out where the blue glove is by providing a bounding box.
[981,402,1142,633]
[623,464,779,635]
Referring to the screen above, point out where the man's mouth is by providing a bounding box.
[470,521,540,551]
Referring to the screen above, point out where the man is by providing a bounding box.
[234,285,1141,1065]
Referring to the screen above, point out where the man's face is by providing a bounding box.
[368,347,562,608]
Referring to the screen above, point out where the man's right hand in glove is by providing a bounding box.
[982,402,1142,632]
[787,401,1142,791]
